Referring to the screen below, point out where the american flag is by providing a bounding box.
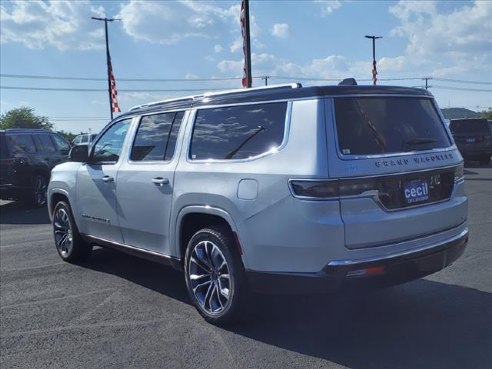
[109,57,121,113]
[240,0,252,88]
[372,60,378,85]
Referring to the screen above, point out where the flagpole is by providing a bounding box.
[241,0,252,88]
[365,35,382,85]
[92,16,120,120]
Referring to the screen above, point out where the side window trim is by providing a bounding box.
[188,101,292,163]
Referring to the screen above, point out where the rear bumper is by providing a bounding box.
[247,228,468,294]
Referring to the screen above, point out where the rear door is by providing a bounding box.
[116,111,185,254]
[325,96,465,249]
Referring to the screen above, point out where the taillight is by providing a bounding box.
[290,179,379,199]
[454,163,464,183]
[290,180,338,199]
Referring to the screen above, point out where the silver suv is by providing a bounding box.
[48,82,468,324]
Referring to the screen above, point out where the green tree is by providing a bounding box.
[57,130,76,142]
[481,109,492,120]
[0,107,53,130]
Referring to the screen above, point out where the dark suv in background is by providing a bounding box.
[0,129,71,207]
[449,118,492,165]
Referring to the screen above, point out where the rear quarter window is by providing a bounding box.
[190,102,287,160]
[334,97,451,155]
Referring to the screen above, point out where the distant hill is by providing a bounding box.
[441,108,480,120]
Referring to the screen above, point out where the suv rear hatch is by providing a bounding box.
[325,95,465,249]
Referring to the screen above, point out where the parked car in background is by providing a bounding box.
[449,118,492,165]
[72,133,97,146]
[0,129,71,207]
[48,82,468,324]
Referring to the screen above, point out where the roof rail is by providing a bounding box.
[201,83,302,98]
[128,95,195,112]
[128,83,302,112]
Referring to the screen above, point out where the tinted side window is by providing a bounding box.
[190,103,287,160]
[6,134,37,154]
[52,135,70,152]
[131,111,184,161]
[93,119,132,163]
[35,134,57,153]
[0,135,9,158]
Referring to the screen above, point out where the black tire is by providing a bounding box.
[479,155,491,166]
[184,225,250,325]
[52,201,92,263]
[31,175,48,208]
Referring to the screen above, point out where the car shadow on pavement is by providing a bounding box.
[82,247,190,304]
[81,247,491,369]
[229,280,492,369]
[0,201,50,225]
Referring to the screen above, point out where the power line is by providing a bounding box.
[432,85,492,92]
[0,73,246,82]
[1,86,226,92]
[433,77,492,85]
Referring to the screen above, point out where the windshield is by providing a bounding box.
[334,97,451,155]
[449,119,490,134]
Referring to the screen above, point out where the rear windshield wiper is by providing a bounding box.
[404,138,437,146]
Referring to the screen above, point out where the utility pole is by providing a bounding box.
[423,77,432,90]
[92,16,120,120]
[365,35,382,85]
[262,76,270,86]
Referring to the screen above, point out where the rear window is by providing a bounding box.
[190,102,287,160]
[449,119,490,134]
[334,97,451,155]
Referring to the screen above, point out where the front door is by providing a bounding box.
[76,118,133,243]
[116,111,185,254]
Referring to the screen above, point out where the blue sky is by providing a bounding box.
[1,0,491,134]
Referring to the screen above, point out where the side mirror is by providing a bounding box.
[69,144,89,162]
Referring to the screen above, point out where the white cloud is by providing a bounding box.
[214,44,223,53]
[271,23,289,38]
[317,0,342,17]
[117,1,241,45]
[217,59,243,74]
[388,0,492,76]
[0,1,105,50]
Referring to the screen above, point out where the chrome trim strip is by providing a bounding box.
[327,228,468,267]
[85,235,181,262]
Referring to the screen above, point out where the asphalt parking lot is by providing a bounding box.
[1,163,491,369]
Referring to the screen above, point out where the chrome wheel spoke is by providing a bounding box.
[188,239,232,315]
[53,208,73,257]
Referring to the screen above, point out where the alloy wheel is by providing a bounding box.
[53,207,73,257]
[188,240,231,315]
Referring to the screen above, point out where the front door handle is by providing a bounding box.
[101,175,114,183]
[152,177,169,186]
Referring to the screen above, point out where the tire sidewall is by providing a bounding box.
[184,227,244,324]
[32,175,48,208]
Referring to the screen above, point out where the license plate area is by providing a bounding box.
[466,137,475,143]
[403,179,429,204]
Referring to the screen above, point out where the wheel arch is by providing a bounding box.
[175,206,246,268]
[48,188,70,220]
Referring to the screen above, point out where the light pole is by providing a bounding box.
[92,16,120,120]
[365,35,382,85]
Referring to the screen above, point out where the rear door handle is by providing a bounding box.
[101,175,114,183]
[152,177,169,186]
